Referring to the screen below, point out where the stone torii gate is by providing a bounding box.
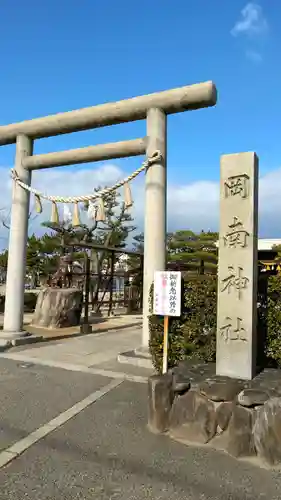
[0,81,217,348]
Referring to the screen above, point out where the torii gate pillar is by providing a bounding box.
[142,108,167,347]
[2,134,33,342]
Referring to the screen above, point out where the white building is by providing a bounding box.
[215,238,281,251]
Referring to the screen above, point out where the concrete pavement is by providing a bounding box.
[0,312,143,347]
[0,329,281,498]
[1,325,152,381]
[0,362,280,499]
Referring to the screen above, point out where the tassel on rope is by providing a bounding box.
[124,181,133,208]
[96,197,106,222]
[34,194,42,214]
[72,202,81,226]
[50,201,59,224]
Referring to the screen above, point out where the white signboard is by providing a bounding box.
[153,271,181,317]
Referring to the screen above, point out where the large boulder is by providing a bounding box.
[200,377,243,402]
[148,373,174,434]
[253,397,281,465]
[32,288,83,329]
[170,391,217,444]
[237,389,270,408]
[216,402,235,432]
[172,370,191,396]
[169,390,196,429]
[226,405,255,458]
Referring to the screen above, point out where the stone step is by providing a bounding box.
[134,346,151,359]
[118,349,153,370]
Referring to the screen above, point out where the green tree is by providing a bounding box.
[272,244,281,262]
[126,232,144,287]
[41,220,82,253]
[167,230,218,274]
[37,233,64,277]
[25,234,58,287]
[0,249,8,269]
[132,232,144,253]
[26,234,41,286]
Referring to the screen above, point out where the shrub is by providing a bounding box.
[266,275,281,367]
[149,275,217,373]
[23,292,38,312]
[0,292,38,314]
[0,295,4,313]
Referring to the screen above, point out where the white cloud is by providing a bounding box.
[231,3,268,38]
[0,161,281,250]
[246,49,263,63]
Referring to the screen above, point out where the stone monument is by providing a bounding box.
[31,254,83,329]
[216,152,259,380]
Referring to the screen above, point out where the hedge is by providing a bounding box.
[265,275,281,366]
[149,275,217,372]
[0,292,38,314]
[149,273,281,373]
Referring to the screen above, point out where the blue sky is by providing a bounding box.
[0,0,280,242]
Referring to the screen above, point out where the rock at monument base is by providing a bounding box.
[200,378,243,402]
[32,288,83,329]
[169,391,196,429]
[147,366,281,467]
[237,389,270,408]
[192,393,217,443]
[170,392,216,444]
[148,373,174,434]
[226,405,255,458]
[253,397,281,465]
[216,402,234,432]
[172,370,191,395]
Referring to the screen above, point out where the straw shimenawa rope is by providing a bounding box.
[10,150,162,204]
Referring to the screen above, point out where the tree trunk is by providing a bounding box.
[32,288,83,329]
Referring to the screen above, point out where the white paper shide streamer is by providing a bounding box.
[87,201,96,220]
[63,204,72,224]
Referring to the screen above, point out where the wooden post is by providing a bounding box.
[139,255,144,310]
[163,316,169,374]
[108,251,115,316]
[80,253,92,334]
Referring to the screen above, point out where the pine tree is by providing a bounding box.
[168,230,218,274]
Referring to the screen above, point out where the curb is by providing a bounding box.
[0,339,12,352]
[11,335,44,347]
[3,321,142,349]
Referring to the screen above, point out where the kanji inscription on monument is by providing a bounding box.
[224,173,249,198]
[219,316,247,343]
[216,152,259,380]
[220,266,249,299]
[223,216,249,248]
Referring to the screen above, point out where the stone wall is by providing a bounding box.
[148,366,281,467]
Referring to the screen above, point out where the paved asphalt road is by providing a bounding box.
[0,358,281,499]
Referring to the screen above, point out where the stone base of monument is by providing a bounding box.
[148,363,281,468]
[32,288,83,329]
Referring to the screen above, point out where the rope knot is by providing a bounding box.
[147,150,162,166]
